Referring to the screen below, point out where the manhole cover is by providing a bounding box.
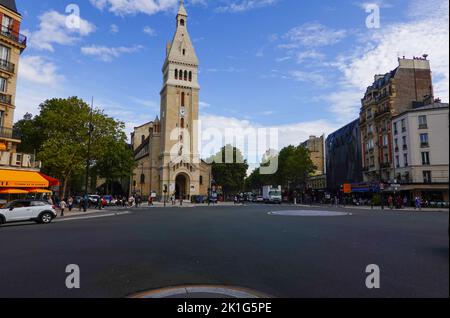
[268,210,351,216]
[130,285,270,298]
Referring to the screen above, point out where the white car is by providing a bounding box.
[0,200,57,226]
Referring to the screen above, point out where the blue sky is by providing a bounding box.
[15,0,449,153]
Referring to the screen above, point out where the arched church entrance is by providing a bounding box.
[175,173,190,200]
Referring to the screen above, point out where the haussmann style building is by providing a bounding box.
[130,0,211,200]
[0,0,59,201]
[359,56,434,184]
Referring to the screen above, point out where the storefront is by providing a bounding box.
[0,169,59,205]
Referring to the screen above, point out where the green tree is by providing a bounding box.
[14,97,135,198]
[208,145,248,196]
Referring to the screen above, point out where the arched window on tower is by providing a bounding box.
[181,92,185,106]
[184,70,188,81]
[180,118,185,129]
[189,71,192,82]
[175,69,178,79]
[183,49,186,56]
[180,19,185,26]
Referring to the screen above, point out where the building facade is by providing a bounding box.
[131,1,211,200]
[325,119,363,192]
[391,102,449,202]
[359,56,433,184]
[0,0,26,154]
[302,135,327,192]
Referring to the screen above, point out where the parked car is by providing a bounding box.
[102,195,117,206]
[0,200,57,226]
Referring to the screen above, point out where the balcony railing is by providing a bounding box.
[418,124,428,129]
[0,59,15,73]
[0,93,12,105]
[0,126,21,140]
[0,26,27,46]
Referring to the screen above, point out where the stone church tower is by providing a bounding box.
[131,0,211,200]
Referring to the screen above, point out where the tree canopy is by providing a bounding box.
[13,97,135,197]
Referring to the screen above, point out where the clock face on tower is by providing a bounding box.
[180,107,186,117]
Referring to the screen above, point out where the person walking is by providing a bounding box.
[415,196,422,210]
[68,196,74,212]
[387,195,393,209]
[60,199,67,217]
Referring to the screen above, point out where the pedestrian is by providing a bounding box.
[148,194,153,206]
[180,195,183,206]
[234,195,238,205]
[60,199,67,217]
[415,196,422,210]
[396,195,402,209]
[68,196,74,212]
[403,196,408,208]
[387,195,393,209]
[171,194,176,206]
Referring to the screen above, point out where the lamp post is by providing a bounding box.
[84,97,94,212]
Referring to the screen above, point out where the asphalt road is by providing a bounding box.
[0,204,448,298]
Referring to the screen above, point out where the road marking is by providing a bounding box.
[268,210,352,217]
[56,211,131,222]
[129,285,271,298]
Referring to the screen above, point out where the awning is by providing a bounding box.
[0,188,29,194]
[28,188,52,194]
[39,173,60,186]
[0,170,49,188]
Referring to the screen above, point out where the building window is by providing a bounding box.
[0,77,7,93]
[367,109,372,119]
[418,115,427,129]
[421,152,430,165]
[420,133,429,147]
[184,70,188,81]
[401,119,406,132]
[175,69,178,79]
[1,15,12,32]
[402,136,407,150]
[423,171,432,183]
[0,45,10,62]
[393,122,398,135]
[384,153,389,164]
[183,49,186,56]
[189,71,192,81]
[181,92,185,106]
[180,19,185,26]
[395,155,400,168]
[180,118,185,129]
[383,135,389,146]
[403,153,408,167]
[140,173,145,184]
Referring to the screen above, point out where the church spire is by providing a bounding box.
[177,0,188,27]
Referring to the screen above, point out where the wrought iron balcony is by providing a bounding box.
[0,59,15,73]
[0,93,12,105]
[0,126,21,140]
[0,26,27,47]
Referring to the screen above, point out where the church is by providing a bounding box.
[130,0,211,200]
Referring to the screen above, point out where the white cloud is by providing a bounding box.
[81,45,144,62]
[89,0,178,16]
[18,56,64,86]
[216,0,279,13]
[280,22,347,49]
[143,26,157,36]
[327,0,449,121]
[24,10,96,52]
[199,112,338,163]
[110,24,119,33]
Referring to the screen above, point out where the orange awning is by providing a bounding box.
[0,188,29,194]
[0,170,49,188]
[39,173,60,186]
[28,188,52,194]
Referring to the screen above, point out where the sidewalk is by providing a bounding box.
[291,204,448,213]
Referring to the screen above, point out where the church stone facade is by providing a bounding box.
[130,1,211,200]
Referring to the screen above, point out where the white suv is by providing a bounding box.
[0,200,57,226]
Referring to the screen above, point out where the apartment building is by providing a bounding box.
[391,102,449,202]
[360,56,433,183]
[0,0,26,153]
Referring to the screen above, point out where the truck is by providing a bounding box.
[262,185,282,204]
